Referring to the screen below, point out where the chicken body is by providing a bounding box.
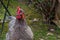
[6,16,33,40]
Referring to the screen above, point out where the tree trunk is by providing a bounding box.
[55,0,60,20]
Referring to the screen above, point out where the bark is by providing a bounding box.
[55,0,60,20]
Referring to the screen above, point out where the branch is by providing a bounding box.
[49,0,56,13]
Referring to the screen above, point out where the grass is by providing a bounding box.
[0,1,60,40]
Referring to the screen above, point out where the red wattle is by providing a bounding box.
[16,15,21,20]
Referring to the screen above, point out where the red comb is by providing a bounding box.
[16,6,21,20]
[16,6,25,20]
[17,6,21,15]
